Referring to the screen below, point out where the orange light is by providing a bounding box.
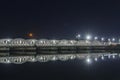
[28,33,33,37]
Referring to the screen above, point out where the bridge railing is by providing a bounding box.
[0,39,116,47]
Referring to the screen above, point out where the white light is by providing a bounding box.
[94,58,98,61]
[52,40,56,44]
[119,39,120,43]
[76,34,81,39]
[70,40,73,43]
[70,56,75,59]
[108,55,111,59]
[7,39,11,42]
[108,38,111,42]
[101,56,104,60]
[86,58,92,64]
[32,58,35,61]
[86,35,91,40]
[119,54,120,57]
[112,55,115,59]
[101,37,104,41]
[7,60,10,63]
[94,37,98,40]
[112,38,115,42]
[52,56,57,61]
[77,34,81,37]
[40,41,43,43]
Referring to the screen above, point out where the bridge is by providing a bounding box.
[0,38,117,46]
[0,38,119,64]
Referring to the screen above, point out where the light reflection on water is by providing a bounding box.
[0,50,119,64]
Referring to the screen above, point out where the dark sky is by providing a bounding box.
[0,0,120,39]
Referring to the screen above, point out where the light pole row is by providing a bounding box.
[76,34,120,42]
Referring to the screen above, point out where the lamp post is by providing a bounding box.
[76,34,81,40]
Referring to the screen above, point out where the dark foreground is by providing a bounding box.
[0,58,120,80]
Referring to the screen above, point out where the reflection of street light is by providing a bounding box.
[32,58,36,62]
[94,58,98,61]
[86,35,92,40]
[101,56,104,60]
[7,60,10,63]
[108,55,111,59]
[86,58,92,64]
[112,55,115,59]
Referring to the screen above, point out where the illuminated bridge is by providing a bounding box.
[0,38,119,64]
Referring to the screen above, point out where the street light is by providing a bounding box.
[108,38,111,42]
[101,37,104,41]
[86,35,92,40]
[76,34,81,40]
[94,37,98,40]
[28,33,33,38]
[112,38,115,42]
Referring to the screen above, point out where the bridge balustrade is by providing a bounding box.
[0,39,115,47]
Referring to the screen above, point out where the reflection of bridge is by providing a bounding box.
[0,38,119,64]
[0,53,119,64]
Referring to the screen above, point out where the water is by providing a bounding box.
[0,50,120,80]
[0,54,120,80]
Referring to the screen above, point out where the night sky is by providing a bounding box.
[1,0,120,80]
[0,0,120,39]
